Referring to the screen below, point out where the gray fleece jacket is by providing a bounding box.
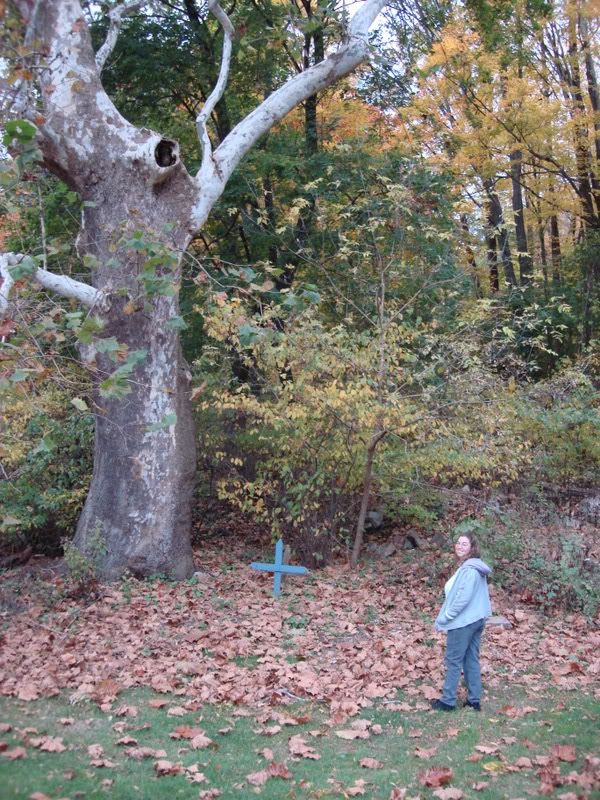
[435,558,492,631]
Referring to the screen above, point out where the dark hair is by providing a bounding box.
[456,533,480,559]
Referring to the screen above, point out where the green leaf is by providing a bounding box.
[95,337,121,355]
[239,323,261,347]
[99,375,131,399]
[64,311,83,330]
[76,316,105,344]
[3,119,38,146]
[146,413,177,432]
[301,289,320,304]
[126,349,148,367]
[166,315,188,331]
[33,437,54,455]
[10,369,34,382]
[7,255,37,280]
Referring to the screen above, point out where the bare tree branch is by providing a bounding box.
[95,0,147,72]
[192,0,387,227]
[196,0,235,177]
[0,253,104,320]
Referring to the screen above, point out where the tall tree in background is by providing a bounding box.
[0,0,386,578]
[393,0,598,312]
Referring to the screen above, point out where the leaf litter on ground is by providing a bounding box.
[1,538,599,798]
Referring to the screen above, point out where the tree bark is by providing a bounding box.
[578,11,600,215]
[549,210,562,284]
[71,195,197,578]
[566,2,599,230]
[460,214,482,297]
[485,182,516,289]
[350,433,383,568]
[76,330,196,579]
[68,145,199,579]
[510,149,533,285]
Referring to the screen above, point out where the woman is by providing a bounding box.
[431,533,492,712]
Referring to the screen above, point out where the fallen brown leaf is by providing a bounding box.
[420,767,453,787]
[148,698,168,709]
[39,736,66,753]
[336,728,369,740]
[125,746,167,760]
[266,761,292,779]
[288,734,320,760]
[433,789,463,800]
[346,778,367,796]
[414,746,437,759]
[552,745,577,763]
[190,732,213,749]
[360,757,383,769]
[170,725,203,740]
[154,759,183,776]
[16,683,39,702]
[258,725,281,736]
[246,769,269,787]
[466,752,483,762]
[2,746,27,760]
[515,756,533,769]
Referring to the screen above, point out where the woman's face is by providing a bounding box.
[454,536,472,560]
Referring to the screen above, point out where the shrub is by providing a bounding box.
[0,389,93,554]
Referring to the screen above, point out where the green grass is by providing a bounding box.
[1,687,599,799]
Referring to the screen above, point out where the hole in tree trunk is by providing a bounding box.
[155,139,177,167]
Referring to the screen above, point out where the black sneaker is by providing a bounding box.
[431,699,455,712]
[464,700,481,711]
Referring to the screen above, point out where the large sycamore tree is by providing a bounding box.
[0,0,385,578]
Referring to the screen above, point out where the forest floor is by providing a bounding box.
[0,535,599,799]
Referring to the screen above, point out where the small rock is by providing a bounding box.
[401,533,424,550]
[365,543,396,559]
[365,510,384,530]
[573,496,600,525]
[429,532,446,548]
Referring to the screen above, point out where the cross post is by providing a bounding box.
[250,539,309,597]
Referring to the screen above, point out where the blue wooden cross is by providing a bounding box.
[250,539,309,598]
